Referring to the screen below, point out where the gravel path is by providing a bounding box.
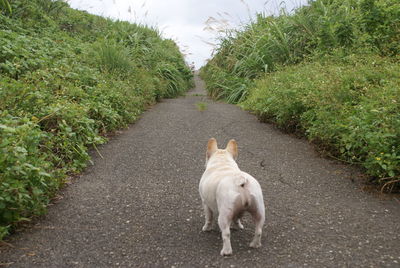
[1,75,399,267]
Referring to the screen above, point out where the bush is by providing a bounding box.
[0,114,59,236]
[201,0,400,101]
[0,0,192,239]
[201,0,400,190]
[243,54,400,190]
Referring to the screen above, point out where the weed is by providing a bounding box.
[196,102,208,111]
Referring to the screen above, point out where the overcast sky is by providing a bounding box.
[67,0,307,68]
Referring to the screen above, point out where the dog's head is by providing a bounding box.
[205,138,238,165]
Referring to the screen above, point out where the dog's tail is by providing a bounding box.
[235,175,247,187]
[235,175,251,207]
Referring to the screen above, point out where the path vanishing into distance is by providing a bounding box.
[1,75,400,267]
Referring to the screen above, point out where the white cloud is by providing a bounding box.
[67,0,307,69]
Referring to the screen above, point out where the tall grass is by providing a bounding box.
[202,0,399,103]
[0,0,12,14]
[201,0,400,191]
[97,41,133,74]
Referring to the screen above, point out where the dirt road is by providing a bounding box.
[1,75,399,267]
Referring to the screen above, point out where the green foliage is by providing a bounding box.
[0,0,192,239]
[196,102,208,111]
[200,64,250,103]
[242,54,400,189]
[0,114,59,230]
[0,0,12,14]
[202,0,400,190]
[202,0,399,100]
[96,41,133,75]
[157,62,189,97]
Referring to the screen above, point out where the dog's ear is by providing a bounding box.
[207,138,218,159]
[226,139,238,160]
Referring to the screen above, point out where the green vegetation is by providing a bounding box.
[196,102,208,111]
[0,0,192,239]
[201,0,400,191]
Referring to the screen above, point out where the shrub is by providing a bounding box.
[202,0,400,101]
[0,0,192,239]
[202,0,399,190]
[242,54,400,190]
[0,114,59,235]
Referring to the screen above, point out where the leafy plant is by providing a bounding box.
[202,0,400,190]
[242,54,400,191]
[0,0,192,240]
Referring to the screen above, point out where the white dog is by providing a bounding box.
[199,138,265,256]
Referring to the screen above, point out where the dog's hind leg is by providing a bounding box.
[202,204,213,231]
[249,205,265,248]
[218,212,233,256]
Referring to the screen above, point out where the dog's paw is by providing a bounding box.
[202,224,213,232]
[220,248,232,256]
[249,241,261,248]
